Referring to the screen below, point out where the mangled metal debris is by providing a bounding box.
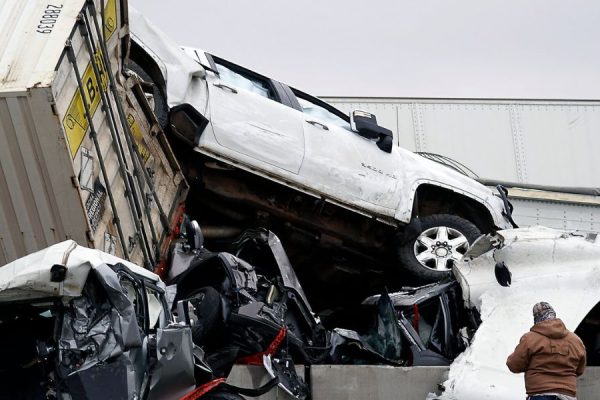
[2,225,600,400]
[0,241,196,399]
[169,225,328,398]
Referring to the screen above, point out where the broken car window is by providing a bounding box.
[120,275,147,330]
[402,297,447,356]
[214,61,274,100]
[146,288,164,329]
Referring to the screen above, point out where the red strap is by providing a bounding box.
[412,304,419,332]
[179,378,226,400]
[236,326,287,365]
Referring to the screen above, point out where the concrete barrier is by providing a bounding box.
[227,365,600,399]
[310,365,448,400]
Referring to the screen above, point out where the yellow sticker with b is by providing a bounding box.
[103,0,117,40]
[63,0,117,159]
[127,113,150,163]
[63,50,109,158]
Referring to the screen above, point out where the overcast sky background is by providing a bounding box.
[131,0,600,99]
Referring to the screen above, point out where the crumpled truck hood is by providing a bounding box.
[0,240,158,302]
[129,7,205,108]
[435,226,600,399]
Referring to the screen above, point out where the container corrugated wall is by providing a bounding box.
[0,89,89,265]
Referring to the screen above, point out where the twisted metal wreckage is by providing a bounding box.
[1,224,599,399]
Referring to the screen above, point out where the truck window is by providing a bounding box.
[213,58,275,100]
[293,90,351,131]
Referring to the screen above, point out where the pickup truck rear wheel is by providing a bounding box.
[398,214,481,282]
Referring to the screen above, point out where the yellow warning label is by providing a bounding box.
[63,50,109,158]
[127,113,150,163]
[103,0,118,40]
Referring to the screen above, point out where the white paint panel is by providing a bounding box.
[443,228,600,400]
[418,103,518,182]
[518,104,600,187]
[208,82,305,174]
[0,1,82,91]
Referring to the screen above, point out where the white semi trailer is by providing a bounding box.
[326,97,600,233]
[0,0,187,268]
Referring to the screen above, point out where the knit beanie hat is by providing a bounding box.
[533,302,556,324]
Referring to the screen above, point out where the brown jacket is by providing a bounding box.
[506,318,586,396]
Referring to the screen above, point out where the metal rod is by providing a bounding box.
[66,42,129,260]
[88,2,170,245]
[78,12,153,267]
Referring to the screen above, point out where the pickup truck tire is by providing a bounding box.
[127,60,169,129]
[398,214,481,282]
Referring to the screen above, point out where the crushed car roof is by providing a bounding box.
[0,240,159,302]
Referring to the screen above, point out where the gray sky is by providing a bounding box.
[131,0,600,99]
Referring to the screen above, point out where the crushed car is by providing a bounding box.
[127,9,517,290]
[167,223,330,399]
[0,240,261,400]
[167,222,473,377]
[427,226,600,399]
[324,281,476,367]
[0,241,197,400]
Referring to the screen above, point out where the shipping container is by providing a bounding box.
[0,0,187,267]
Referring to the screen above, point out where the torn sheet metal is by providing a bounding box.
[263,354,309,399]
[147,325,197,400]
[434,227,600,399]
[59,265,143,375]
[266,231,313,312]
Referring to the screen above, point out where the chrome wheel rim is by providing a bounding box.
[413,226,469,271]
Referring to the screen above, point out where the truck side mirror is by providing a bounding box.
[169,103,209,147]
[349,110,393,153]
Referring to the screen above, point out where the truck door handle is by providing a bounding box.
[306,120,329,131]
[213,82,238,94]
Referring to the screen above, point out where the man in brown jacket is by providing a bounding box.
[506,302,587,400]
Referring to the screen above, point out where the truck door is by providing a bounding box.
[206,58,305,174]
[292,90,400,214]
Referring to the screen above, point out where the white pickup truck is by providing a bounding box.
[128,10,515,284]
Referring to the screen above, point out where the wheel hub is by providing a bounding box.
[413,226,470,272]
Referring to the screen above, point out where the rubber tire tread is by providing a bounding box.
[398,214,481,283]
